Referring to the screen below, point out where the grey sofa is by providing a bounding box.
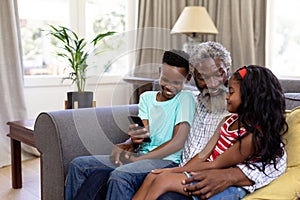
[34,104,138,200]
[279,78,300,110]
[34,79,300,200]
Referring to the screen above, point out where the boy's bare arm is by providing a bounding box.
[131,122,190,160]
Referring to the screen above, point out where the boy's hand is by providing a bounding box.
[110,124,150,166]
[125,153,140,163]
[110,143,135,166]
[131,137,144,144]
[128,124,150,145]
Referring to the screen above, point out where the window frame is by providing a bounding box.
[23,0,138,87]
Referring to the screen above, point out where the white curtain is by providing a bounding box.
[136,0,267,72]
[0,0,36,167]
[211,0,267,71]
[135,0,187,76]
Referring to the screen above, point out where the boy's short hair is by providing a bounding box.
[162,49,190,75]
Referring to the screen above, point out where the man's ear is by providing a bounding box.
[185,73,192,83]
[158,67,161,76]
[219,68,227,84]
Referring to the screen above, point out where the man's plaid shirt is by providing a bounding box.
[180,98,228,166]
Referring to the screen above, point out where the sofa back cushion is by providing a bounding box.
[285,93,300,110]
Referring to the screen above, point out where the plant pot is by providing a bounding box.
[67,91,94,109]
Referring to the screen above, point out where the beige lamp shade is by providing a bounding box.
[171,6,218,35]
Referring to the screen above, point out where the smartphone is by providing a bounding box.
[128,115,144,127]
[128,115,151,143]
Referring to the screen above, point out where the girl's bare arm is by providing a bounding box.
[180,119,255,173]
[185,133,254,173]
[207,132,254,169]
[176,117,226,173]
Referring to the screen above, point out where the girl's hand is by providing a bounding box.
[151,167,177,174]
[152,166,183,174]
[151,168,169,174]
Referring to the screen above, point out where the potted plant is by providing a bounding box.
[48,25,115,109]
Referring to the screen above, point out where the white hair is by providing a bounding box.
[189,41,232,73]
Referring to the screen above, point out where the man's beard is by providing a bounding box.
[199,86,227,112]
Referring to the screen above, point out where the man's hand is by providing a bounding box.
[182,169,234,199]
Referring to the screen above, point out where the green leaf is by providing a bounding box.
[92,31,116,45]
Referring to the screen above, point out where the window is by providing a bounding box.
[267,0,300,78]
[18,0,135,77]
[18,0,69,76]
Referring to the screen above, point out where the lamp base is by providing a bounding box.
[183,36,201,56]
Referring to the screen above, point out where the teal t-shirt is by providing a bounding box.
[138,90,196,164]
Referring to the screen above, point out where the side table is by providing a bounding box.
[6,119,35,189]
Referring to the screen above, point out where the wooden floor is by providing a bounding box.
[0,157,40,200]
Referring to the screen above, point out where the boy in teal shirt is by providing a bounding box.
[65,49,195,200]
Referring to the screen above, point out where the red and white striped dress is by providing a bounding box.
[208,114,247,161]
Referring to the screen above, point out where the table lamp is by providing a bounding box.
[171,6,218,55]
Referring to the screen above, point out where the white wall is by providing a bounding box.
[24,75,132,119]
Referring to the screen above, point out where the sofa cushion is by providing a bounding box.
[285,106,300,168]
[243,106,300,200]
[243,168,300,200]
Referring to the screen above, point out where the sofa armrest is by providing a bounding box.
[34,104,138,200]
